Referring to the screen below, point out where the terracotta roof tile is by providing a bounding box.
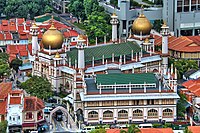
[9,97,21,105]
[0,33,4,40]
[18,25,24,33]
[188,126,200,133]
[182,80,200,96]
[0,82,12,99]
[106,129,121,133]
[69,30,78,37]
[5,33,12,40]
[17,18,24,25]
[140,128,173,133]
[0,101,7,115]
[19,51,28,56]
[24,97,44,111]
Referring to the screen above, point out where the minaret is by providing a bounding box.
[160,21,169,75]
[76,35,86,71]
[110,11,119,43]
[30,20,39,55]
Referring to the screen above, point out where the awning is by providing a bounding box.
[22,123,36,127]
[63,94,74,104]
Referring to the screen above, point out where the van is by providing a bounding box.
[81,126,96,133]
[138,123,153,128]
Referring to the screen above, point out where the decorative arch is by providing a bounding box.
[103,110,113,119]
[118,110,128,118]
[133,109,143,117]
[88,111,98,120]
[163,108,173,117]
[50,106,68,123]
[148,109,158,117]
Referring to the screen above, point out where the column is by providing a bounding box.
[159,108,162,121]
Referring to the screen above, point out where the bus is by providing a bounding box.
[138,123,153,128]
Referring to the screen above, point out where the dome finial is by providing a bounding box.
[162,20,167,27]
[49,15,56,30]
[141,5,144,15]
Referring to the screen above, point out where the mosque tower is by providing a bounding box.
[160,21,169,75]
[30,21,39,55]
[76,35,86,71]
[110,12,119,43]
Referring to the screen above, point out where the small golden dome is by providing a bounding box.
[42,21,64,49]
[77,35,84,40]
[132,9,152,35]
[144,38,149,43]
[55,52,61,58]
[112,12,117,16]
[162,20,167,27]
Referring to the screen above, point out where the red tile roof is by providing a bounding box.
[140,128,173,133]
[18,25,24,33]
[9,97,21,105]
[0,82,12,99]
[19,51,28,56]
[4,33,12,40]
[182,79,200,96]
[28,44,32,55]
[0,33,4,40]
[7,45,19,54]
[10,89,23,94]
[106,129,121,133]
[9,54,16,62]
[188,126,200,133]
[0,101,7,115]
[17,18,24,25]
[24,97,44,111]
[69,30,78,37]
[154,35,200,52]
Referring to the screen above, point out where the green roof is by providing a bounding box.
[96,73,157,85]
[35,15,60,22]
[67,42,142,64]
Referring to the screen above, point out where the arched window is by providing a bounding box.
[133,109,143,117]
[148,109,158,117]
[118,110,128,118]
[37,110,43,120]
[26,112,33,120]
[88,111,98,119]
[163,108,173,117]
[103,110,113,118]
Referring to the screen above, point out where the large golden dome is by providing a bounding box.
[132,13,152,35]
[42,23,64,50]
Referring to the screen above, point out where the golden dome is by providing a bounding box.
[144,38,149,43]
[42,22,64,49]
[55,52,61,58]
[132,13,152,35]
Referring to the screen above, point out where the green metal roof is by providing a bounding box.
[96,73,157,85]
[35,15,60,22]
[66,42,142,64]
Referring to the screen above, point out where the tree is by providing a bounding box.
[169,58,198,79]
[19,76,53,100]
[184,127,192,133]
[0,0,6,15]
[83,0,99,17]
[68,0,85,23]
[90,128,106,133]
[4,0,53,19]
[0,120,7,133]
[0,52,10,78]
[120,124,141,133]
[153,19,163,32]
[10,58,22,72]
[85,11,112,44]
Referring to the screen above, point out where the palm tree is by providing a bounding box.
[120,124,141,133]
[184,127,192,133]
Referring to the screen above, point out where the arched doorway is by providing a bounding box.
[50,106,68,123]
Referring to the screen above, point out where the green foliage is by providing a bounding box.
[120,124,140,133]
[0,52,10,78]
[68,0,86,23]
[130,0,141,7]
[184,127,192,133]
[177,93,187,119]
[4,0,53,19]
[0,120,7,133]
[0,0,6,15]
[110,0,118,7]
[153,19,163,32]
[85,11,111,44]
[90,128,106,133]
[19,76,53,100]
[153,123,162,128]
[10,58,22,72]
[154,0,163,5]
[169,58,199,79]
[142,0,154,5]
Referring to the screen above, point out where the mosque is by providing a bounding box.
[30,9,179,124]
